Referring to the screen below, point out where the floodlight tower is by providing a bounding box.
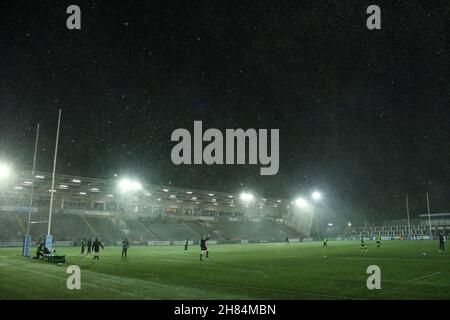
[295,197,308,208]
[118,178,142,193]
[240,192,256,217]
[240,192,254,203]
[311,191,322,201]
[310,190,324,239]
[0,162,12,190]
[117,178,143,215]
[0,163,11,180]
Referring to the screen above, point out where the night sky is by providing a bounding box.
[0,0,449,223]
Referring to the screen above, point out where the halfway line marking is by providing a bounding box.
[407,272,443,283]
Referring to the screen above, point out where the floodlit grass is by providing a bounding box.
[0,240,449,300]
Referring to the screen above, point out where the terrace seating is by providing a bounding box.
[0,211,300,243]
[354,224,432,238]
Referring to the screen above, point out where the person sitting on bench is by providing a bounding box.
[34,241,44,259]
[42,247,52,262]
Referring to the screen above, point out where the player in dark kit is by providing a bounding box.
[122,238,129,258]
[34,241,44,260]
[184,239,189,251]
[285,236,290,245]
[80,239,86,255]
[360,236,368,252]
[439,234,445,253]
[200,234,209,261]
[87,238,92,255]
[322,237,328,248]
[92,238,104,261]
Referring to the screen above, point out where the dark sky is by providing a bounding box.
[0,0,449,223]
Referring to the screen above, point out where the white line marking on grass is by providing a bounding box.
[11,261,358,299]
[383,275,449,287]
[412,281,450,286]
[11,265,141,298]
[225,268,270,279]
[173,277,363,300]
[407,272,443,283]
[158,259,190,263]
[327,256,449,263]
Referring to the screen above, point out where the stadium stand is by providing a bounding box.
[352,216,450,238]
[0,171,308,245]
[7,171,447,245]
[0,211,301,243]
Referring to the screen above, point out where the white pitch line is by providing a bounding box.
[407,272,443,283]
[12,264,357,299]
[327,256,443,262]
[413,281,450,286]
[158,259,190,263]
[11,265,142,298]
[173,277,363,300]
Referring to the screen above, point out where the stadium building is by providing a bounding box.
[0,170,310,246]
[347,215,450,240]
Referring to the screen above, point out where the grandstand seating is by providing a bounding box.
[353,223,450,238]
[3,207,449,244]
[0,211,301,243]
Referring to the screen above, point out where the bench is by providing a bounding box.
[43,253,66,263]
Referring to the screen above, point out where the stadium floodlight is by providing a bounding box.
[118,178,142,192]
[240,192,254,202]
[295,197,308,208]
[312,191,322,201]
[348,222,352,227]
[0,163,11,179]
[328,223,334,227]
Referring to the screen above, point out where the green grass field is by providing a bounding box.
[0,240,449,300]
